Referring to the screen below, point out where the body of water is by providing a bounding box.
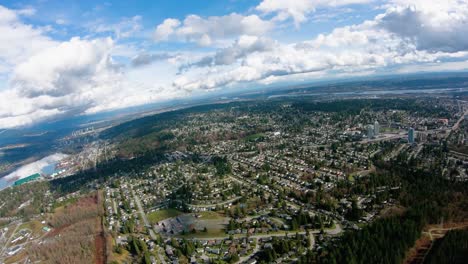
[268,87,468,99]
[0,153,67,191]
[0,177,10,190]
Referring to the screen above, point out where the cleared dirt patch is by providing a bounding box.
[404,234,432,264]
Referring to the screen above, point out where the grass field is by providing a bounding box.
[5,251,28,264]
[0,220,9,228]
[244,133,265,142]
[18,220,44,237]
[109,248,130,263]
[147,209,183,223]
[381,127,400,133]
[197,211,224,220]
[52,196,79,209]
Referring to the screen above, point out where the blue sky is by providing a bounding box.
[0,0,468,128]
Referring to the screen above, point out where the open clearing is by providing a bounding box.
[196,211,224,220]
[147,208,183,223]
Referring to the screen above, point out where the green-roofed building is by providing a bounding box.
[13,173,41,186]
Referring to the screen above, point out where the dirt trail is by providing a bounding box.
[404,222,468,264]
[95,190,107,264]
[95,229,106,264]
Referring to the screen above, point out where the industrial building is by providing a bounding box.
[13,173,41,186]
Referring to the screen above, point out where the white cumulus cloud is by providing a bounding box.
[0,5,56,72]
[153,13,274,46]
[0,37,123,128]
[180,35,277,71]
[377,0,468,52]
[154,18,181,41]
[256,0,372,27]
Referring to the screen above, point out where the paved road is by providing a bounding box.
[385,144,407,161]
[0,217,19,222]
[309,232,315,249]
[184,231,307,241]
[0,221,21,260]
[131,189,158,239]
[132,189,167,264]
[187,196,241,208]
[451,109,468,131]
[156,246,167,264]
[111,196,118,216]
[312,222,342,235]
[110,195,120,230]
[361,133,406,144]
[410,144,424,159]
[182,222,341,241]
[132,189,150,227]
[238,240,259,263]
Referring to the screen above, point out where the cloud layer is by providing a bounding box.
[1,1,468,129]
[171,0,468,91]
[379,0,468,52]
[0,6,56,73]
[0,37,121,128]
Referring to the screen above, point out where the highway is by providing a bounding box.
[451,109,468,132]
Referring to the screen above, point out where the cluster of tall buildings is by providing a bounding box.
[367,121,380,138]
[365,121,416,144]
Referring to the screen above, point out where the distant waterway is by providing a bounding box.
[268,87,468,99]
